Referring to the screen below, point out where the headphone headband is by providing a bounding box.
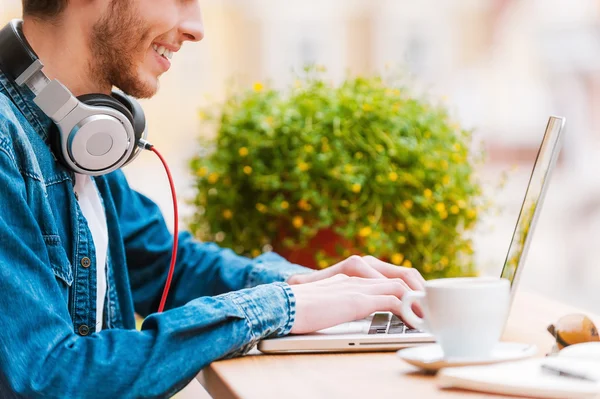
[0,20,40,84]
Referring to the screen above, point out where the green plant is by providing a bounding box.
[189,68,485,279]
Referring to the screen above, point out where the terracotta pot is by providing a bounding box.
[272,228,357,269]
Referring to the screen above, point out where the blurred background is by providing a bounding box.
[2,0,600,313]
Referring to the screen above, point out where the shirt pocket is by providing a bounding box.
[43,234,74,287]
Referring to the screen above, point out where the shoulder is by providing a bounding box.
[0,92,26,162]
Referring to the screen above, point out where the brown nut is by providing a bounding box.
[547,314,599,350]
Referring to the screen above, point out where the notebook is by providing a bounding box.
[437,343,600,399]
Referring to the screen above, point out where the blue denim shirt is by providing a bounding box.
[0,71,311,398]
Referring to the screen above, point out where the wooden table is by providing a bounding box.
[202,291,596,399]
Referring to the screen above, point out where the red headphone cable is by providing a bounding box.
[141,141,179,313]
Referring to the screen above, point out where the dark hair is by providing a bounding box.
[22,0,68,18]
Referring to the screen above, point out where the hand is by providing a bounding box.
[289,274,413,334]
[287,255,425,291]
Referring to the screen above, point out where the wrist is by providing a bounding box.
[287,274,302,285]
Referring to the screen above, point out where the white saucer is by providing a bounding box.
[397,342,538,372]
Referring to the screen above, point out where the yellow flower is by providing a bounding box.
[424,131,432,139]
[318,259,329,268]
[403,200,413,209]
[362,103,373,112]
[256,203,267,213]
[294,79,302,88]
[450,205,460,215]
[440,160,449,170]
[424,189,433,199]
[298,161,310,172]
[354,152,364,160]
[304,144,314,153]
[388,172,398,182]
[423,264,433,273]
[453,143,462,152]
[196,167,208,177]
[253,82,264,92]
[452,153,463,163]
[344,164,353,173]
[421,221,432,234]
[368,245,376,253]
[351,183,362,193]
[375,144,385,152]
[435,202,446,213]
[397,235,407,244]
[372,232,381,239]
[251,249,261,258]
[392,89,401,96]
[238,147,249,157]
[298,199,311,210]
[292,216,304,229]
[198,110,207,120]
[391,253,404,265]
[402,259,413,268]
[265,116,274,126]
[243,166,253,175]
[281,201,289,210]
[396,222,406,231]
[440,256,449,267]
[440,210,448,220]
[467,209,477,219]
[442,175,451,186]
[208,173,219,184]
[358,226,372,237]
[222,209,233,220]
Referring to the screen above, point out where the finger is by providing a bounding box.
[306,255,386,282]
[362,256,425,290]
[364,295,404,317]
[348,278,412,299]
[340,256,386,279]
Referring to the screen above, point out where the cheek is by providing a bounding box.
[139,0,179,36]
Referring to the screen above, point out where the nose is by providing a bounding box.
[179,1,204,42]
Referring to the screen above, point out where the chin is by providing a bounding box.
[120,72,160,99]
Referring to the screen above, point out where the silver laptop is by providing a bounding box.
[258,116,566,354]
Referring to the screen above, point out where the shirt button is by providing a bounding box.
[78,324,90,336]
[80,257,91,268]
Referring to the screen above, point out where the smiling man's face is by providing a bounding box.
[89,0,204,99]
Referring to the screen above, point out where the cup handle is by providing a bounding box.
[401,291,427,331]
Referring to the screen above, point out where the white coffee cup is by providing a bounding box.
[401,277,511,359]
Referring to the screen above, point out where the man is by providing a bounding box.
[0,1,425,397]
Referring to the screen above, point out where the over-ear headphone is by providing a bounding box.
[0,19,148,176]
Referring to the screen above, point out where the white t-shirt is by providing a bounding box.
[74,174,108,332]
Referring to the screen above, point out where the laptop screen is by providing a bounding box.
[500,116,565,288]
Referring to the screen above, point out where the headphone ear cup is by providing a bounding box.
[111,91,146,146]
[77,93,135,127]
[110,91,147,165]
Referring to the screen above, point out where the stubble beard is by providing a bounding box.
[89,1,157,99]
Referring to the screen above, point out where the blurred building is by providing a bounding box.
[2,0,600,312]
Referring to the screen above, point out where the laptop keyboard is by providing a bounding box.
[367,313,421,335]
